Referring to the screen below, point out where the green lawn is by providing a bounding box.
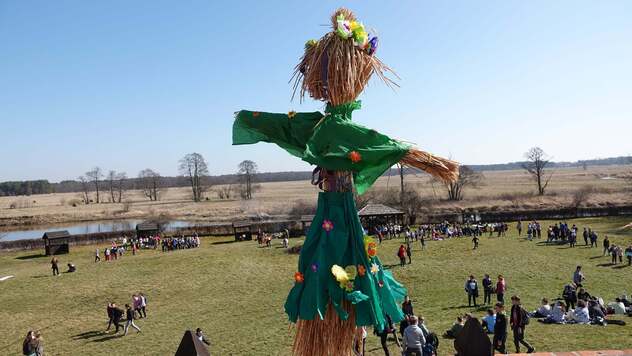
[1,216,631,355]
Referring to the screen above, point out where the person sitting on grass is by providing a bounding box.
[540,301,567,324]
[66,263,76,273]
[568,299,590,324]
[481,309,496,334]
[195,328,211,346]
[607,298,627,315]
[443,316,464,339]
[531,298,552,318]
[588,298,606,320]
[577,288,591,302]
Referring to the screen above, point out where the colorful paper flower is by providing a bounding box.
[294,272,304,283]
[364,236,377,257]
[288,111,297,119]
[370,263,380,275]
[344,281,354,292]
[252,111,260,118]
[305,39,318,49]
[348,151,362,163]
[331,265,350,284]
[311,263,319,273]
[322,219,334,232]
[378,280,384,288]
[367,36,378,55]
[357,265,366,277]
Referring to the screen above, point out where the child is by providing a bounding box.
[493,303,507,354]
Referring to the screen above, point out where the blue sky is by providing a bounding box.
[1,0,631,182]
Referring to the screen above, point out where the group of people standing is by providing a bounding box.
[464,274,507,307]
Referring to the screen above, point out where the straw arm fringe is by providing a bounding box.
[400,148,460,183]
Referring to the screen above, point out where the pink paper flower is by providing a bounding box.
[322,220,334,232]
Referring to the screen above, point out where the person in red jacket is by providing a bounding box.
[496,275,506,303]
[398,245,406,267]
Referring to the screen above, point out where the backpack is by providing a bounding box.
[22,341,31,355]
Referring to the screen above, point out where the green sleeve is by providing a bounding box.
[303,116,410,194]
[232,110,324,159]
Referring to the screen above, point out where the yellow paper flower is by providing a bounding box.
[288,111,297,119]
[331,264,349,284]
[344,265,357,280]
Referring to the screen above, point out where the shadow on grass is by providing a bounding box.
[589,256,604,259]
[613,265,630,269]
[92,334,124,342]
[596,263,616,267]
[211,240,238,245]
[72,330,105,340]
[31,275,50,279]
[16,253,47,260]
[441,305,485,311]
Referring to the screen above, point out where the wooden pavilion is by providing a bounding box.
[42,230,70,255]
[358,204,404,234]
[136,222,159,238]
[232,221,252,241]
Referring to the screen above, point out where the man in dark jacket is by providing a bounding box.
[493,303,507,354]
[106,303,114,331]
[510,296,534,353]
[482,274,493,305]
[111,303,124,333]
[465,275,479,307]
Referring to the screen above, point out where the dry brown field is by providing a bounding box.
[0,165,630,229]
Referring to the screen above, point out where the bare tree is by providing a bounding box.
[138,169,162,201]
[572,185,593,209]
[116,172,127,203]
[443,166,483,201]
[522,147,553,196]
[85,167,103,203]
[217,184,233,200]
[179,153,210,202]
[238,160,259,200]
[107,170,117,203]
[77,176,90,204]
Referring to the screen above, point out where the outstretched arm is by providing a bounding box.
[400,147,459,183]
[232,110,324,159]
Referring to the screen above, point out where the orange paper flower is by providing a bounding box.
[348,150,362,163]
[252,111,260,118]
[294,272,304,283]
[357,265,366,277]
[288,111,297,119]
[322,220,334,232]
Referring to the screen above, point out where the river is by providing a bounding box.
[0,219,197,241]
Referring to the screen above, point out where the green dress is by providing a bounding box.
[232,101,409,329]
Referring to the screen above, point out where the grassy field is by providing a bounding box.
[0,165,630,228]
[1,216,632,355]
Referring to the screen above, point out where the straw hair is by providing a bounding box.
[292,301,356,356]
[292,8,397,106]
[401,148,460,183]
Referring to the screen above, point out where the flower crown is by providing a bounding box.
[304,13,379,55]
[335,13,378,55]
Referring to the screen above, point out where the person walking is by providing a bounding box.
[419,234,425,250]
[123,304,141,335]
[482,274,493,305]
[465,275,479,307]
[496,275,506,304]
[94,248,101,262]
[516,220,522,237]
[50,257,59,276]
[472,236,479,249]
[493,303,507,354]
[106,303,114,332]
[139,293,147,318]
[603,235,611,256]
[510,296,534,354]
[583,228,589,246]
[111,303,124,333]
[573,266,585,287]
[104,247,110,261]
[406,243,412,264]
[402,316,425,356]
